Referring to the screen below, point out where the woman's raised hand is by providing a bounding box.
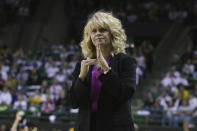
[96,44,109,72]
[79,57,97,81]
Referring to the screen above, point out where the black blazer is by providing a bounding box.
[66,53,137,131]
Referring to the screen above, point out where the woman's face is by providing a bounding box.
[90,27,111,47]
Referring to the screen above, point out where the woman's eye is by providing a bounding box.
[92,28,106,33]
[99,28,106,32]
[92,29,97,33]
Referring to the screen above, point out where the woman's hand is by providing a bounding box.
[79,57,97,81]
[96,44,110,72]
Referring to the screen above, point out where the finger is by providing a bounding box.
[84,59,97,62]
[96,44,100,52]
[98,45,102,57]
[90,61,98,65]
[95,43,98,48]
[85,60,97,66]
[96,47,99,59]
[98,46,103,59]
[83,58,96,61]
[84,59,97,63]
[98,43,101,50]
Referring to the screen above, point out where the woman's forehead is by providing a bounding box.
[89,23,106,30]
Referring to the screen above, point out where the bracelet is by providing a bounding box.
[104,67,111,74]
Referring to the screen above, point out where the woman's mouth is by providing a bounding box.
[96,38,104,40]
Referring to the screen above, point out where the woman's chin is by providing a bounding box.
[97,42,105,45]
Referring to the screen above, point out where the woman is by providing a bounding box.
[66,11,137,131]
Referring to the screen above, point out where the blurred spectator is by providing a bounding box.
[41,88,51,103]
[27,68,42,85]
[174,73,189,87]
[0,62,9,81]
[166,85,178,97]
[159,90,172,110]
[55,69,67,85]
[60,48,68,60]
[15,80,25,94]
[174,85,189,100]
[166,67,181,78]
[62,63,74,78]
[182,59,195,76]
[56,88,66,106]
[4,73,17,92]
[41,96,55,114]
[188,93,197,111]
[150,98,163,121]
[0,123,8,131]
[162,100,179,127]
[28,101,39,114]
[10,62,19,78]
[49,79,63,103]
[13,94,27,111]
[161,70,177,87]
[40,80,48,94]
[135,48,146,72]
[16,67,29,85]
[27,89,41,106]
[143,92,154,109]
[174,99,193,126]
[0,87,12,105]
[150,86,160,99]
[45,59,59,79]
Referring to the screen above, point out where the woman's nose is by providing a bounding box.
[95,30,102,35]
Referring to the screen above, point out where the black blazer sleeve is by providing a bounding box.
[98,55,137,104]
[66,62,90,109]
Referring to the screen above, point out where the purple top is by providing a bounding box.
[90,56,111,112]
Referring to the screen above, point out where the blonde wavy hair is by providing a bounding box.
[80,11,127,58]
